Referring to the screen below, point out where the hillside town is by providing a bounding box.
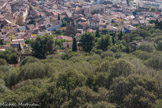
[0,0,162,54]
[1,1,162,107]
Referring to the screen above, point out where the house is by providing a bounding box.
[0,19,11,29]
[0,45,10,51]
[47,20,62,31]
[106,25,117,33]
[139,20,149,25]
[87,29,96,33]
[57,35,73,41]
[64,11,73,22]
[18,26,27,32]
[10,39,25,52]
[77,21,88,30]
[27,24,35,30]
[123,21,131,25]
[124,25,136,33]
[131,20,139,25]
[99,22,107,30]
[63,42,73,49]
[84,5,105,17]
[63,41,81,50]
[19,53,32,62]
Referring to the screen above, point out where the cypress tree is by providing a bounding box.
[126,0,129,5]
[155,19,159,29]
[112,32,116,45]
[95,28,100,37]
[72,38,77,51]
[118,29,123,40]
[58,14,60,20]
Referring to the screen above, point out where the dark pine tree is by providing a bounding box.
[0,39,4,45]
[155,19,162,30]
[118,29,123,40]
[126,0,129,5]
[155,19,159,28]
[72,38,77,51]
[58,14,60,20]
[112,32,116,45]
[95,28,100,37]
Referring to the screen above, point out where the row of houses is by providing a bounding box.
[0,0,161,53]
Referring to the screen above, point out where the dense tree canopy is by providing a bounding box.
[97,34,111,51]
[31,35,55,59]
[109,75,160,108]
[79,32,95,52]
[0,48,19,64]
[0,26,162,108]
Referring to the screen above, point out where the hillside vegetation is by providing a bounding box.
[0,26,162,108]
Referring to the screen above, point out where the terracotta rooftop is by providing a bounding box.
[57,35,73,41]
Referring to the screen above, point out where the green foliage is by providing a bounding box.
[0,79,10,93]
[0,58,7,66]
[19,62,51,81]
[56,69,86,100]
[109,59,133,77]
[132,50,152,60]
[61,51,73,60]
[153,100,162,108]
[66,86,98,107]
[38,83,68,108]
[107,59,134,88]
[3,62,51,88]
[0,26,162,108]
[86,72,108,91]
[138,42,155,53]
[4,69,19,88]
[118,29,123,40]
[101,51,114,58]
[96,58,134,89]
[125,29,151,42]
[147,54,162,70]
[95,28,100,37]
[0,39,5,45]
[94,101,116,108]
[155,20,162,30]
[0,48,19,64]
[97,34,111,51]
[0,65,13,79]
[58,14,61,20]
[31,35,55,59]
[126,0,129,5]
[79,32,95,52]
[1,84,41,104]
[25,39,34,44]
[20,56,39,66]
[53,30,65,35]
[155,36,162,43]
[157,40,162,51]
[109,75,160,108]
[72,38,77,51]
[55,39,67,48]
[109,43,126,52]
[12,79,45,90]
[91,48,103,55]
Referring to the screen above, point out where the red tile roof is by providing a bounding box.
[57,35,73,41]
